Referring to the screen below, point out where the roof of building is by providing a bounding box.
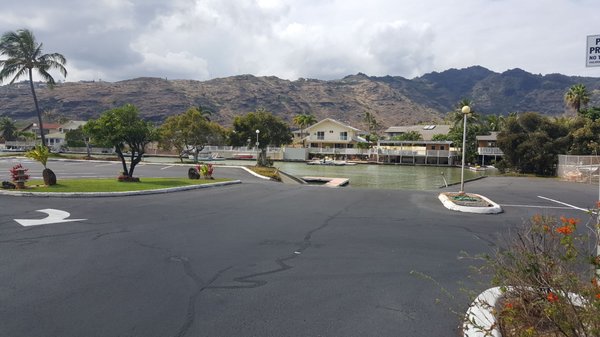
[45,132,66,139]
[384,125,452,141]
[60,120,87,130]
[305,118,362,132]
[476,132,499,141]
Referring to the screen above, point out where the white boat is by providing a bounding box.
[468,166,486,171]
[307,159,357,166]
[188,152,226,161]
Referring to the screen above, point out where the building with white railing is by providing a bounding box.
[476,132,504,165]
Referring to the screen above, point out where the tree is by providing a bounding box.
[391,131,423,141]
[159,107,227,163]
[292,113,317,146]
[566,116,600,155]
[363,111,381,138]
[483,114,506,132]
[0,116,17,141]
[496,112,570,175]
[564,84,590,114]
[65,127,87,147]
[229,108,292,166]
[25,144,56,185]
[0,29,67,147]
[84,104,157,179]
[431,133,451,141]
[447,99,482,164]
[580,107,600,122]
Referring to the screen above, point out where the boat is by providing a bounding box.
[232,153,255,159]
[468,166,486,171]
[307,159,357,166]
[188,152,226,161]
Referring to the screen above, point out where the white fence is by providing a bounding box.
[557,155,600,184]
[477,147,504,155]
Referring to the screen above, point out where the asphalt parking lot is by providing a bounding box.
[1,158,598,337]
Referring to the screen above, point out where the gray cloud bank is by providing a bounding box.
[1,0,599,82]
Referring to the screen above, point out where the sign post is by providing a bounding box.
[587,35,600,67]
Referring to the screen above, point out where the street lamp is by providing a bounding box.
[460,105,471,194]
[255,129,260,165]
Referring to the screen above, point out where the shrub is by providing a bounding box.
[473,213,600,337]
[9,164,29,182]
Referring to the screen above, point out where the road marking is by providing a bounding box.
[94,163,116,167]
[14,209,87,227]
[501,204,572,209]
[537,196,590,212]
[161,165,174,170]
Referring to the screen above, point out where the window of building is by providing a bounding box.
[340,131,348,140]
[317,131,325,140]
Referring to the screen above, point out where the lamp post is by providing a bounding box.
[255,129,260,165]
[459,105,471,194]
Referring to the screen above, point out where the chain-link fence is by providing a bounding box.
[557,155,600,184]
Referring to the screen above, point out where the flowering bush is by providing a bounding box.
[9,164,29,183]
[476,212,600,337]
[198,163,214,179]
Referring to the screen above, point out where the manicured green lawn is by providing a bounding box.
[20,177,230,193]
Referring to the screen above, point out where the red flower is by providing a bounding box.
[595,293,600,300]
[556,226,574,235]
[504,302,514,309]
[547,292,559,302]
[567,218,579,226]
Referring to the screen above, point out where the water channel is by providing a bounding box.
[198,159,493,190]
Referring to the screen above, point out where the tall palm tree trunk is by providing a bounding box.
[28,68,46,147]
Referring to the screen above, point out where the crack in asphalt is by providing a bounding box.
[92,229,129,240]
[169,256,232,337]
[210,202,357,290]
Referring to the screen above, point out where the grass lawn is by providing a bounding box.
[18,177,231,193]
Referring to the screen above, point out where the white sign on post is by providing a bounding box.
[587,35,600,67]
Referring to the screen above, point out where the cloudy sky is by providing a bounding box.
[1,0,599,82]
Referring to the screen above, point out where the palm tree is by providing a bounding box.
[484,114,506,132]
[0,29,67,147]
[448,99,479,127]
[564,84,590,114]
[293,114,317,146]
[0,116,17,141]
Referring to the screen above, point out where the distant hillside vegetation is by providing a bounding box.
[1,66,599,129]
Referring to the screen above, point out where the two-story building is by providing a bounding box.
[301,118,369,159]
[45,120,87,149]
[476,132,504,165]
[383,124,451,140]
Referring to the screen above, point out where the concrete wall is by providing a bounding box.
[284,148,308,161]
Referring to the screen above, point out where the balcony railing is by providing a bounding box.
[478,147,504,155]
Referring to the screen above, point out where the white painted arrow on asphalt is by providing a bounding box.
[14,209,87,227]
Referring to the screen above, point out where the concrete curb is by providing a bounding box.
[463,286,503,337]
[438,192,503,214]
[0,180,241,198]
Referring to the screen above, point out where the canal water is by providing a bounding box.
[272,162,491,190]
[197,159,492,190]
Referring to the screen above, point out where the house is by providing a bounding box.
[384,125,451,141]
[476,132,504,165]
[21,122,62,136]
[376,139,458,166]
[46,120,87,149]
[302,118,368,154]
